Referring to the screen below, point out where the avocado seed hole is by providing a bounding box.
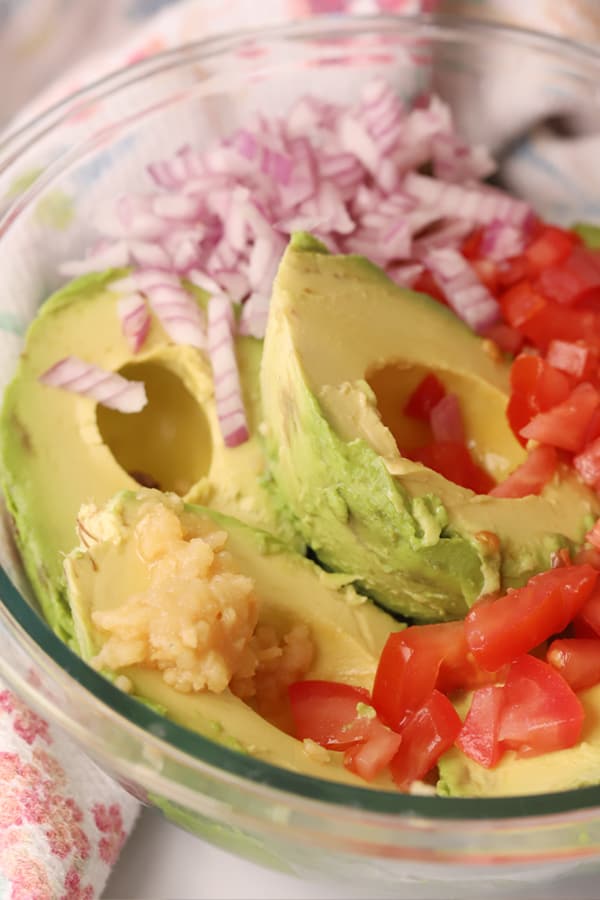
[97,361,212,496]
[366,361,525,483]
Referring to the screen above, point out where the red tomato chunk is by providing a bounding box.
[464,564,599,672]
[389,691,461,790]
[547,638,600,692]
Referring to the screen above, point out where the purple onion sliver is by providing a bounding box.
[39,356,147,413]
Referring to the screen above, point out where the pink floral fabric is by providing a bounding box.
[0,687,137,900]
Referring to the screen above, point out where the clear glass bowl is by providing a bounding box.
[2,14,600,897]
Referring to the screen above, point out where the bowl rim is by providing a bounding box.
[3,10,600,827]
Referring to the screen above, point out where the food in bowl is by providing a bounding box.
[4,78,600,798]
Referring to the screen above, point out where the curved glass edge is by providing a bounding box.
[2,12,600,167]
[1,12,600,826]
[3,562,600,822]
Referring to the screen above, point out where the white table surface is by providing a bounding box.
[105,807,600,900]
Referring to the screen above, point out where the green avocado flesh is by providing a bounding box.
[260,234,600,622]
[0,270,302,641]
[64,489,401,786]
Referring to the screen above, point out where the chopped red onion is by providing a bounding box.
[424,247,501,334]
[207,295,249,447]
[480,220,526,262]
[60,80,533,446]
[145,283,207,349]
[117,293,151,353]
[39,356,147,412]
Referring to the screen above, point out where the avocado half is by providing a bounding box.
[64,488,401,786]
[0,270,301,642]
[260,234,600,622]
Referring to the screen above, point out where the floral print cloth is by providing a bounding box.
[0,1,599,898]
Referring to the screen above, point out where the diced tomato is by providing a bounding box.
[501,280,548,329]
[546,340,599,383]
[389,691,462,790]
[520,382,600,453]
[514,299,600,354]
[471,258,499,293]
[497,255,529,289]
[343,721,402,781]
[573,437,600,487]
[413,269,448,306]
[461,227,484,260]
[524,225,578,274]
[488,445,558,498]
[410,441,495,494]
[464,564,599,672]
[481,323,524,357]
[404,373,446,421]
[430,394,465,444]
[372,629,443,730]
[575,581,600,637]
[506,354,571,443]
[583,407,600,445]
[547,638,600,692]
[497,655,584,757]
[372,622,503,733]
[288,680,371,750]
[537,245,600,307]
[455,685,505,768]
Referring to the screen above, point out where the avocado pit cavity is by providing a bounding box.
[96,361,212,496]
[366,360,524,484]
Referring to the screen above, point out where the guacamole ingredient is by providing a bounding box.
[90,498,261,693]
[464,564,599,672]
[388,691,461,790]
[423,246,499,332]
[262,234,599,621]
[39,355,148,413]
[489,445,558,499]
[547,638,600,692]
[117,293,151,353]
[207,294,248,447]
[63,489,401,785]
[288,680,402,781]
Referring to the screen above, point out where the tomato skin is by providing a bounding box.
[506,354,572,443]
[489,445,558,499]
[520,382,600,453]
[515,299,600,354]
[413,270,448,306]
[372,630,442,731]
[501,280,548,329]
[288,681,371,750]
[464,564,599,672]
[497,655,584,757]
[343,723,402,781]
[546,340,598,383]
[497,255,529,289]
[456,685,505,768]
[547,638,600,692]
[525,225,578,274]
[573,437,600,487]
[537,245,600,307]
[482,323,524,356]
[410,441,495,494]
[404,373,446,421]
[574,582,600,637]
[389,691,462,790]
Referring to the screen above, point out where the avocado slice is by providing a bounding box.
[0,270,301,642]
[438,687,600,797]
[64,488,402,787]
[260,234,600,622]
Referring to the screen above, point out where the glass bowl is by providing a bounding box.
[2,14,600,897]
